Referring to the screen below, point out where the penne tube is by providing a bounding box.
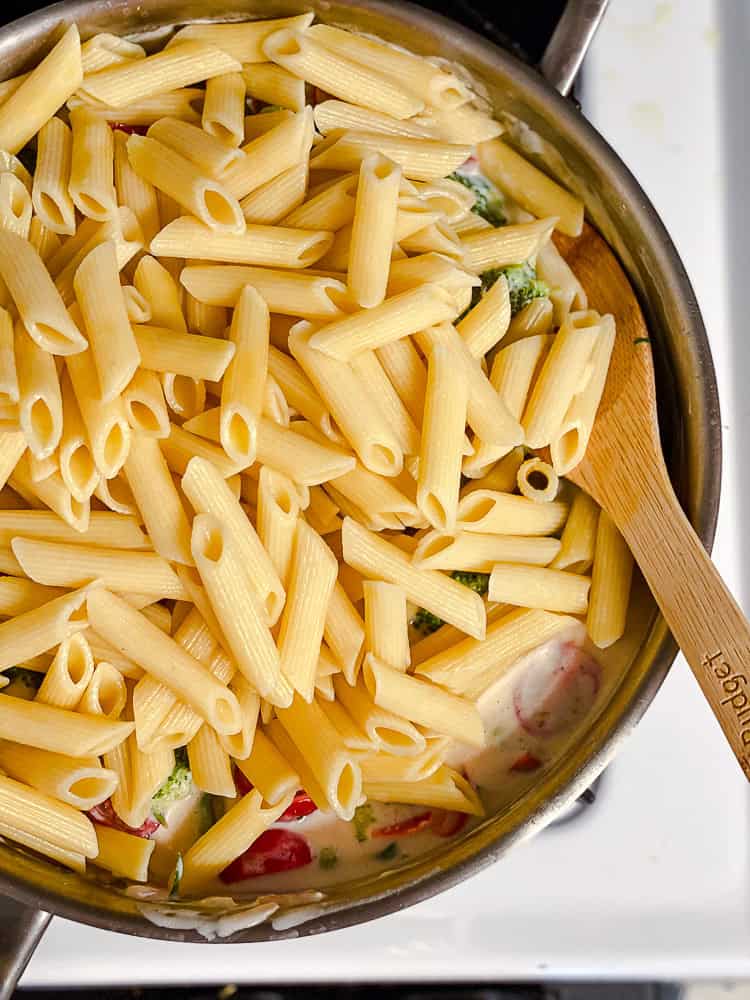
[188,724,235,798]
[462,447,524,492]
[587,510,634,649]
[218,672,259,760]
[265,717,327,810]
[517,457,559,502]
[324,581,366,684]
[550,314,616,475]
[203,71,246,146]
[78,661,127,717]
[0,25,83,155]
[14,323,62,460]
[0,231,86,354]
[243,109,295,140]
[417,343,468,533]
[309,283,456,361]
[219,107,312,201]
[151,216,333,269]
[310,131,471,181]
[333,675,425,756]
[267,346,336,439]
[133,254,186,333]
[122,285,150,323]
[121,369,170,439]
[242,62,305,112]
[79,41,240,106]
[288,323,403,477]
[522,310,602,449]
[359,744,446,784]
[457,489,568,536]
[342,517,486,639]
[0,741,117,811]
[185,293,227,338]
[478,138,584,238]
[256,465,299,587]
[181,263,347,318]
[318,695,371,751]
[364,654,484,747]
[240,161,309,226]
[551,489,600,573]
[66,346,131,479]
[375,336,427,428]
[53,210,144,306]
[348,153,401,308]
[277,519,338,702]
[536,238,587,324]
[127,135,244,234]
[9,456,90,533]
[73,89,203,126]
[182,456,285,625]
[147,117,242,177]
[168,14,315,63]
[387,252,478,297]
[94,472,137,516]
[461,217,557,273]
[364,765,483,815]
[330,461,420,531]
[307,486,339,535]
[122,739,174,829]
[112,137,158,245]
[80,32,145,73]
[456,273,511,359]
[0,693,132,757]
[0,578,67,617]
[0,307,18,406]
[191,512,292,707]
[180,787,293,894]
[235,728,299,804]
[74,241,139,401]
[162,375,206,422]
[349,349,421,458]
[161,424,242,478]
[0,772,98,857]
[68,109,117,221]
[124,431,193,565]
[94,825,155,882]
[284,172,358,231]
[133,324,235,382]
[263,29,423,119]
[0,583,89,671]
[36,633,94,710]
[88,588,242,735]
[0,171,31,238]
[413,104,502,144]
[314,100,433,139]
[258,417,355,484]
[413,530,560,572]
[363,580,410,673]
[488,563,590,615]
[276,693,362,820]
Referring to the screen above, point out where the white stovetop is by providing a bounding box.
[22,0,750,985]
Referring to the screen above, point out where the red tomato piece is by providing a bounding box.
[219,828,312,882]
[279,790,317,821]
[513,642,601,738]
[430,809,468,837]
[88,799,159,838]
[510,752,543,773]
[372,811,433,838]
[109,123,148,135]
[233,767,253,797]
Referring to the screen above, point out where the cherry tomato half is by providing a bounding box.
[219,828,312,882]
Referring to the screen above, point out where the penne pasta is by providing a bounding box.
[218,672,259,760]
[235,728,299,805]
[364,765,483,815]
[66,345,131,478]
[456,273,510,359]
[77,661,127,718]
[121,369,170,439]
[256,465,299,587]
[240,160,309,226]
[457,490,568,536]
[242,62,305,112]
[0,741,117,811]
[203,72,246,146]
[413,530,561,572]
[181,263,346,318]
[0,693,133,757]
[14,322,63,460]
[488,563,590,615]
[310,131,471,181]
[133,323,235,382]
[188,724,235,798]
[10,455,90,533]
[94,825,155,882]
[257,417,355,485]
[80,32,145,74]
[348,154,401,308]
[587,510,634,649]
[363,580,410,673]
[220,107,313,202]
[0,584,89,671]
[36,632,94,710]
[68,108,117,222]
[461,217,557,273]
[551,488,599,573]
[314,100,433,139]
[168,13,315,63]
[0,171,32,238]
[517,457,559,502]
[147,117,242,177]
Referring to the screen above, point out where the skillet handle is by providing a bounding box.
[0,897,50,999]
[540,0,610,95]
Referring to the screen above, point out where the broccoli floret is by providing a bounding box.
[482,262,549,315]
[3,667,43,697]
[352,803,375,842]
[151,749,193,824]
[449,171,506,227]
[318,846,338,870]
[411,573,490,635]
[374,841,399,862]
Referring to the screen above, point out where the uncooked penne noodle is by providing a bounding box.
[182,456,285,625]
[522,310,601,449]
[0,172,31,238]
[14,323,62,460]
[88,588,242,735]
[289,323,402,477]
[0,741,117,811]
[147,118,242,177]
[113,130,161,244]
[310,131,471,181]
[363,580,409,673]
[457,489,568,536]
[418,343,468,533]
[168,13,314,63]
[243,62,305,112]
[78,661,127,718]
[517,457,559,503]
[151,216,333,270]
[587,510,634,649]
[35,632,93,710]
[478,138,584,238]
[348,154,401,308]
[550,314,616,475]
[236,727,299,805]
[121,369,170,439]
[243,109,295,140]
[79,41,240,106]
[124,431,193,565]
[127,135,244,234]
[276,693,362,820]
[413,530,561,572]
[181,263,346,318]
[66,346,131,479]
[284,172,358,231]
[203,71,246,146]
[0,25,82,155]
[220,108,313,202]
[0,692,133,756]
[551,488,600,573]
[68,109,117,222]
[263,28,423,119]
[133,324,235,382]
[80,32,145,73]
[188,724,235,797]
[257,465,299,586]
[240,161,309,226]
[277,519,338,701]
[314,100,433,139]
[191,513,292,707]
[456,273,510,359]
[489,564,590,615]
[94,825,155,882]
[342,517,486,640]
[0,231,86,354]
[10,456,90,533]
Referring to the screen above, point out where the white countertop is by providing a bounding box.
[22,0,750,984]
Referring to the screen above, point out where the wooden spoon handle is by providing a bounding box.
[604,461,750,779]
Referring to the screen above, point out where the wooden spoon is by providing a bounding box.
[553,222,750,778]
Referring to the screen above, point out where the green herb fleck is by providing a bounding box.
[318,846,338,870]
[411,607,445,636]
[482,262,549,316]
[450,571,489,595]
[449,171,506,227]
[198,793,217,836]
[352,803,375,842]
[633,337,650,345]
[374,841,399,862]
[169,854,184,898]
[151,749,193,824]
[411,572,490,635]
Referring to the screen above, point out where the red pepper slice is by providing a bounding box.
[279,789,317,821]
[109,123,149,135]
[88,799,159,838]
[510,751,543,773]
[219,828,312,882]
[233,767,253,797]
[371,811,433,838]
[430,809,468,837]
